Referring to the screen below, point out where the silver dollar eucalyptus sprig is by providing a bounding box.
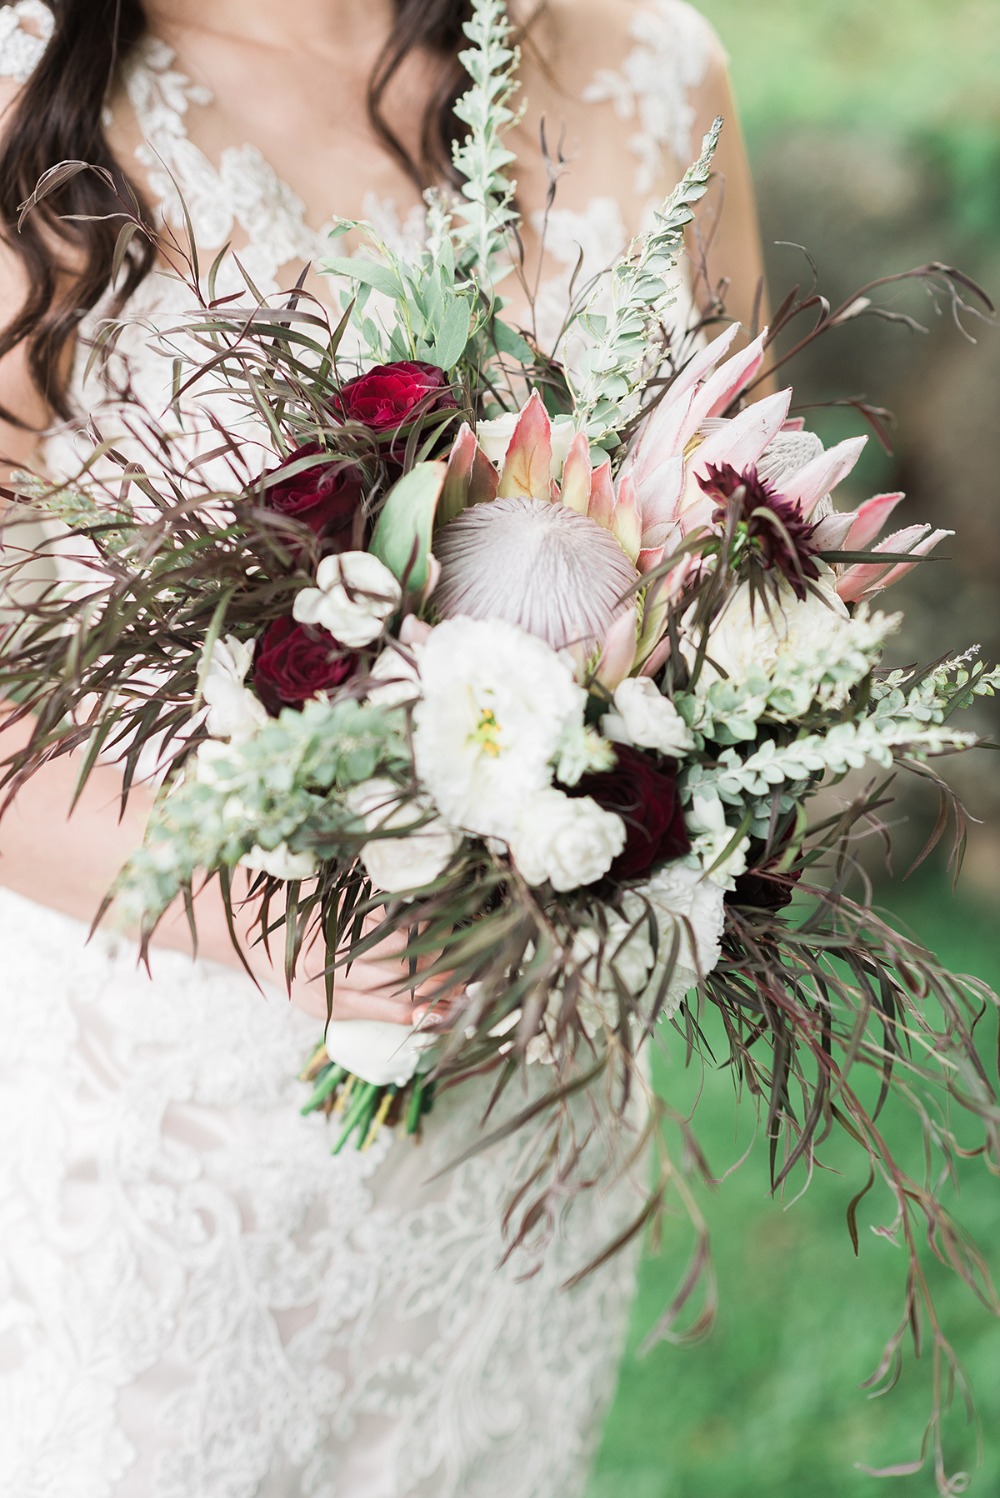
[451,0,522,283]
[572,117,724,442]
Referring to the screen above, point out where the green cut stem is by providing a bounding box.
[300,1064,347,1116]
[332,1082,380,1155]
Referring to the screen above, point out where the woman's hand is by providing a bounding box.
[288,912,459,1027]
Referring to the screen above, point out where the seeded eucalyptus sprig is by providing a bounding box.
[451,0,523,283]
[572,117,724,443]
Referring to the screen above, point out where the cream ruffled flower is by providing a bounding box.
[685,789,750,892]
[240,843,319,881]
[293,551,401,648]
[202,634,268,743]
[688,575,849,691]
[638,862,727,1019]
[602,677,695,757]
[347,778,462,895]
[412,617,588,840]
[509,789,626,892]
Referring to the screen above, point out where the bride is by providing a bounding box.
[0,2,766,1494]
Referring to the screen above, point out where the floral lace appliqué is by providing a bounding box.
[584,0,715,197]
[0,0,54,83]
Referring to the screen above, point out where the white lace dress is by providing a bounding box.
[0,6,716,1495]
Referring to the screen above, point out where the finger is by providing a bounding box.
[342,909,445,968]
[330,987,417,1026]
[333,954,459,1002]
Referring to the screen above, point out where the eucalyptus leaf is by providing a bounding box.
[369,462,448,594]
[322,257,404,300]
[490,318,535,365]
[428,296,473,371]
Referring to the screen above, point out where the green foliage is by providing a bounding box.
[698,0,1000,140]
[369,462,448,593]
[591,878,1000,1497]
[573,120,723,442]
[451,0,522,281]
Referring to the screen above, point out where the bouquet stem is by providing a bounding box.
[299,1044,436,1153]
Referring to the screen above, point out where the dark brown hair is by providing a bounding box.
[0,0,506,423]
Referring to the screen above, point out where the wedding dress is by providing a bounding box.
[0,5,716,1495]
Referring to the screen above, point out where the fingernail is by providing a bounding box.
[413,1006,443,1028]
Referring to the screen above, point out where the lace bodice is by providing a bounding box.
[0,6,718,1495]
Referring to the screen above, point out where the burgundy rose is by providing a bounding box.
[569,746,690,882]
[728,826,804,912]
[260,444,364,551]
[253,617,359,715]
[332,361,458,437]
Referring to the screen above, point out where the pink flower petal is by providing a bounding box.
[612,471,642,561]
[559,432,593,516]
[631,455,686,538]
[836,526,953,602]
[697,329,769,421]
[779,436,868,516]
[667,324,742,405]
[811,510,857,550]
[497,392,553,502]
[639,635,673,678]
[593,606,639,690]
[691,389,793,479]
[843,492,905,549]
[441,423,497,523]
[629,393,696,490]
[637,545,667,575]
[588,458,616,530]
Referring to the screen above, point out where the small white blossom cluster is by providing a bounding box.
[680,580,899,744]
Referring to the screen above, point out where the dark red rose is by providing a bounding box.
[260,444,364,550]
[728,865,803,912]
[569,746,690,882]
[253,617,359,715]
[332,361,457,436]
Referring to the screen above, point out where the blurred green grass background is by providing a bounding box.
[590,3,1000,1492]
[591,882,1000,1497]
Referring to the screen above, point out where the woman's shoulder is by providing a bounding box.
[541,0,726,79]
[526,0,728,207]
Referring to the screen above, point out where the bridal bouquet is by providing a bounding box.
[2,1,998,1485]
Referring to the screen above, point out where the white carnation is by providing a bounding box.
[685,789,750,892]
[202,634,268,743]
[603,677,696,757]
[293,551,401,648]
[638,862,727,1019]
[509,789,626,892]
[348,778,462,895]
[412,617,588,839]
[526,911,656,1065]
[366,645,422,709]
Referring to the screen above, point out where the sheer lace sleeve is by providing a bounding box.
[573,0,765,336]
[0,0,53,84]
[582,0,722,201]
